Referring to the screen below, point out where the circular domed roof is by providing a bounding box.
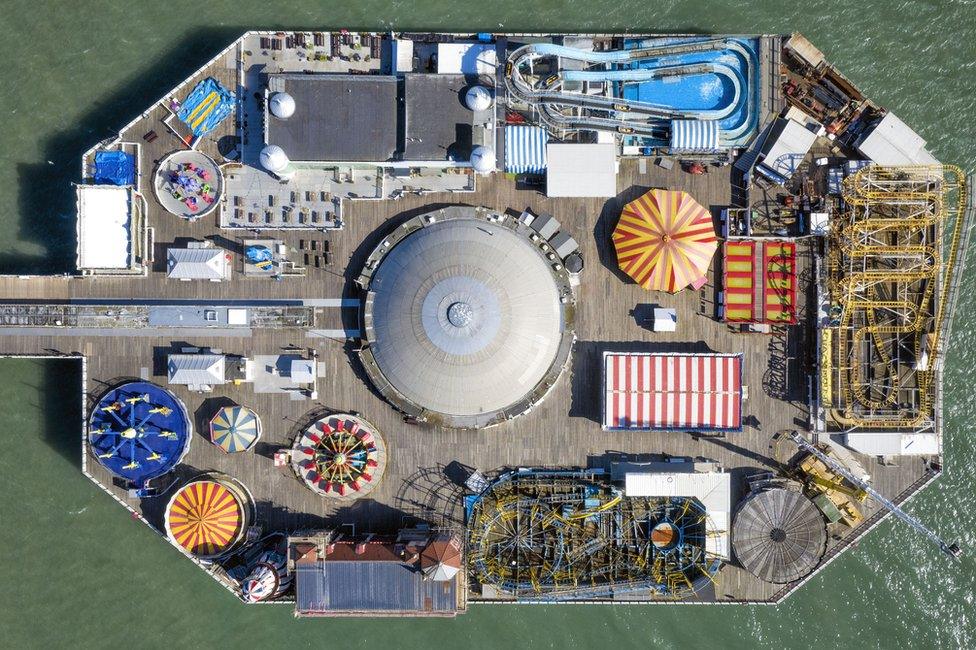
[470,146,495,173]
[361,210,572,428]
[269,92,296,119]
[465,85,493,111]
[732,488,827,584]
[259,144,289,173]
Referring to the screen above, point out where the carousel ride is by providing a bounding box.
[209,405,262,453]
[153,149,223,220]
[164,476,253,560]
[87,381,191,487]
[239,535,292,603]
[291,413,387,500]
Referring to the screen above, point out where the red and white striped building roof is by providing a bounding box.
[603,352,743,431]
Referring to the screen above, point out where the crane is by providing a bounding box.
[789,431,961,560]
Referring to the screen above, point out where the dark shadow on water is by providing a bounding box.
[3,27,245,274]
[33,358,84,465]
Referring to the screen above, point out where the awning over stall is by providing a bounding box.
[670,120,721,152]
[504,125,548,174]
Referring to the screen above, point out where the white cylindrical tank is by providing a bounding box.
[259,145,290,174]
[469,146,495,174]
[269,92,296,119]
[465,85,493,112]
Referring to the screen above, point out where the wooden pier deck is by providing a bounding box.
[0,159,933,603]
[0,30,940,604]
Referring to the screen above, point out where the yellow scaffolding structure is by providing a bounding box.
[827,164,967,428]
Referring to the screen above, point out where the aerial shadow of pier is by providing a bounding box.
[5,27,244,274]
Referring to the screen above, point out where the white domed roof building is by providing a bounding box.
[357,206,575,429]
[469,145,495,173]
[269,92,296,119]
[259,144,290,174]
[465,85,493,112]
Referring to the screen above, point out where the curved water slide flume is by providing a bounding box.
[506,38,758,147]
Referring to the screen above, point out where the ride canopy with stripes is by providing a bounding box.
[602,352,743,431]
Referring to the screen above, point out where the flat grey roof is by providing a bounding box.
[403,74,477,161]
[267,74,398,162]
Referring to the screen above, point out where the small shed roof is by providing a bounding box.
[546,143,617,197]
[757,118,817,183]
[167,354,226,386]
[166,247,228,280]
[855,112,939,166]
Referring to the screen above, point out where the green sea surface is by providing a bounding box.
[1,1,975,647]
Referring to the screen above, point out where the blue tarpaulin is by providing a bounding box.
[93,150,136,186]
[177,77,236,137]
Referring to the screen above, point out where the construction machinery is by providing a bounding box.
[789,431,961,559]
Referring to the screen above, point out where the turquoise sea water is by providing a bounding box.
[1,1,975,647]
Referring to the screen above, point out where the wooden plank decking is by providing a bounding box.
[0,32,938,603]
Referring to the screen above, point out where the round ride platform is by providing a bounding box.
[87,381,191,487]
[153,150,223,220]
[291,413,387,501]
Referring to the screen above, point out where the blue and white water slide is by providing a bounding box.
[505,38,759,148]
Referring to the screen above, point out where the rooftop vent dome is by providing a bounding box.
[269,92,296,119]
[465,85,493,112]
[470,146,495,174]
[259,145,290,173]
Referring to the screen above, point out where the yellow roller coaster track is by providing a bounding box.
[829,164,967,428]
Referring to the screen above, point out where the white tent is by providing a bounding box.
[76,185,132,270]
[546,143,617,197]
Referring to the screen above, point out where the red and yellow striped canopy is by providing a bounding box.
[613,189,718,292]
[165,480,243,557]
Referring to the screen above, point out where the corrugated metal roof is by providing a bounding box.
[166,248,228,280]
[167,354,226,386]
[295,561,458,614]
[504,126,548,174]
[855,112,939,166]
[670,120,721,152]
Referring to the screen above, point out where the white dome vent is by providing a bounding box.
[465,86,493,112]
[470,146,495,174]
[259,145,290,173]
[269,92,296,119]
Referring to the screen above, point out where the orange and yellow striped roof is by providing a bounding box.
[165,480,243,557]
[612,189,717,293]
